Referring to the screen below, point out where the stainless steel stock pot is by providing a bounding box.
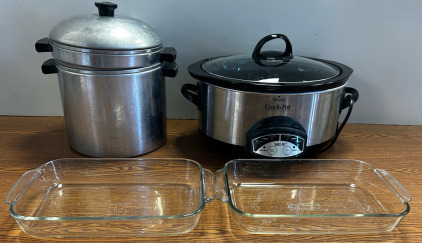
[183,34,358,158]
[36,2,177,157]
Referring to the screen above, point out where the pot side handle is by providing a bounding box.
[162,62,178,78]
[4,169,38,205]
[160,47,177,63]
[41,59,58,74]
[35,37,53,53]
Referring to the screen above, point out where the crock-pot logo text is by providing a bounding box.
[265,104,291,110]
[265,96,291,111]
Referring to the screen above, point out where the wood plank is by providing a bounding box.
[0,116,421,242]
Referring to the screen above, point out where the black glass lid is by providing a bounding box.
[189,34,353,93]
[202,54,340,84]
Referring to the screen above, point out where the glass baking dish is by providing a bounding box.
[4,158,215,237]
[5,158,411,237]
[215,159,411,234]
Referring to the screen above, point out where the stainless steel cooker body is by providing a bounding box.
[197,82,345,147]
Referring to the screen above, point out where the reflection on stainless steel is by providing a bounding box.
[58,63,166,157]
[198,83,344,146]
[51,41,163,69]
[49,14,162,50]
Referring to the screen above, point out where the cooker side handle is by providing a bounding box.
[341,87,359,110]
[181,83,201,109]
[335,87,358,138]
[319,87,359,153]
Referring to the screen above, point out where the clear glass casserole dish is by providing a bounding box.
[4,158,215,237]
[5,158,411,237]
[215,159,411,234]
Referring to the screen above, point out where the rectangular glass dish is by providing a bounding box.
[216,159,411,234]
[5,158,215,237]
[5,158,410,237]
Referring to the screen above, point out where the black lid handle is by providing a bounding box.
[252,34,293,61]
[95,2,118,17]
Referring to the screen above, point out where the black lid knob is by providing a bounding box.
[95,2,118,17]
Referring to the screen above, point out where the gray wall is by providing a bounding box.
[2,0,421,125]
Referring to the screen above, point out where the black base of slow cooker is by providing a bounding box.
[201,132,335,159]
[303,138,336,156]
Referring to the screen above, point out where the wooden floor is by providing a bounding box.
[0,116,421,242]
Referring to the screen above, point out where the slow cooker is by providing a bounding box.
[182,34,359,158]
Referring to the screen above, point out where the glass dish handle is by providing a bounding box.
[203,169,216,203]
[377,169,412,203]
[215,169,228,202]
[4,169,38,205]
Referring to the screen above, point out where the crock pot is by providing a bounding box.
[36,2,178,157]
[182,34,358,158]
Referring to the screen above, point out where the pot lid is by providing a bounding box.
[202,55,340,84]
[48,2,162,50]
[190,34,353,93]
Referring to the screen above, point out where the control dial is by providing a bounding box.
[245,116,307,158]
